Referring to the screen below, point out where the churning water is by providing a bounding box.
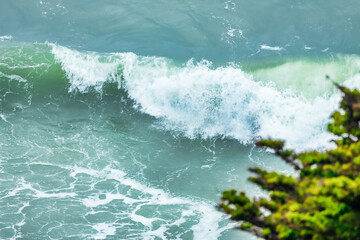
[0,1,360,239]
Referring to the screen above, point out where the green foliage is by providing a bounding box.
[219,86,360,239]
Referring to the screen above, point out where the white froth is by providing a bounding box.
[76,166,229,240]
[0,72,28,83]
[51,44,122,92]
[0,35,12,41]
[92,223,116,240]
[191,204,236,240]
[83,193,141,207]
[344,74,360,89]
[122,57,337,150]
[260,44,284,51]
[50,44,360,151]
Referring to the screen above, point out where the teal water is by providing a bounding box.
[1,1,360,239]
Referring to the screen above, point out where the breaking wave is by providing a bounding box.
[1,42,360,150]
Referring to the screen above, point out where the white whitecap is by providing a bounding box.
[0,35,12,41]
[260,44,284,51]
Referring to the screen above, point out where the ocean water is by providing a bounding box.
[0,1,360,239]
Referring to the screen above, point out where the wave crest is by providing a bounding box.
[2,43,360,150]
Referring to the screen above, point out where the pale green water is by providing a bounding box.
[1,1,360,239]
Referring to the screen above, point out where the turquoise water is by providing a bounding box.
[0,1,360,239]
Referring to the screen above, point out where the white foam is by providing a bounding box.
[122,57,338,150]
[34,191,77,198]
[82,192,141,208]
[224,0,236,11]
[0,72,28,82]
[0,35,12,41]
[77,166,230,240]
[2,178,77,200]
[344,74,360,90]
[50,44,360,151]
[191,204,236,240]
[260,44,284,51]
[51,44,122,92]
[0,114,7,122]
[92,223,116,240]
[227,28,243,38]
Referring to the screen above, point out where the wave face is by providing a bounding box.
[1,42,360,151]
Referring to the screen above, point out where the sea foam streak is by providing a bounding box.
[50,44,360,151]
[260,44,283,51]
[72,165,233,240]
